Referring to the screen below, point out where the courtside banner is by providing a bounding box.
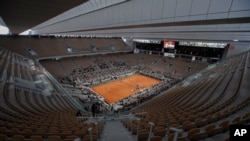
[230,125,250,141]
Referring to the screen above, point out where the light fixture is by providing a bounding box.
[20,29,32,35]
[0,17,10,35]
[67,47,72,53]
[0,25,9,34]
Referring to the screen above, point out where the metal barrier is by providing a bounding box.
[77,116,105,124]
[88,127,93,141]
[36,61,84,110]
[76,112,147,141]
[136,118,140,139]
[168,127,183,141]
[77,112,184,141]
[143,121,183,141]
[148,122,155,141]
[95,122,99,139]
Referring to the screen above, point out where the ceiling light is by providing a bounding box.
[0,25,10,35]
[20,29,32,35]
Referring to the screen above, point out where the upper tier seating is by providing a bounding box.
[0,37,129,59]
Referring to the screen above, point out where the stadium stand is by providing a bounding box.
[1,0,250,140]
[125,51,250,141]
[0,46,106,141]
[0,42,249,141]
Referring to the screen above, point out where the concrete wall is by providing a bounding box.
[226,42,250,58]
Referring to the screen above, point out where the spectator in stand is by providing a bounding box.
[91,103,97,117]
[113,104,123,117]
[76,110,82,117]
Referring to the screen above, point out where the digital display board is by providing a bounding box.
[164,41,175,48]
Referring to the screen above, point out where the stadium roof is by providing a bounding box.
[0,0,86,34]
[1,0,250,42]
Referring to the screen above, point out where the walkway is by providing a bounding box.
[84,112,140,141]
[100,120,137,141]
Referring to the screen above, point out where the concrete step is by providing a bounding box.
[99,120,137,141]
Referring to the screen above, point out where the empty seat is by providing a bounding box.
[20,128,32,138]
[74,129,86,139]
[219,120,230,132]
[168,132,186,141]
[47,135,61,141]
[65,135,79,140]
[60,130,72,139]
[187,128,207,141]
[29,135,43,141]
[12,135,25,141]
[182,121,196,131]
[83,135,97,141]
[240,113,250,124]
[150,136,162,141]
[153,129,166,137]
[0,134,7,141]
[204,124,222,137]
[195,118,208,127]
[138,131,149,141]
[231,116,241,125]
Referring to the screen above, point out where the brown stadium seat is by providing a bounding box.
[83,135,97,141]
[150,136,162,141]
[195,118,208,127]
[12,135,25,141]
[182,121,196,131]
[219,120,230,132]
[29,135,43,141]
[168,132,186,141]
[0,127,7,134]
[47,135,61,141]
[153,129,167,137]
[138,131,149,141]
[187,128,201,141]
[240,112,250,124]
[0,134,7,141]
[231,116,241,125]
[204,124,223,137]
[60,130,72,139]
[65,135,79,140]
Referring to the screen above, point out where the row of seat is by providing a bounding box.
[41,53,208,85]
[122,51,250,141]
[0,46,98,140]
[0,37,129,59]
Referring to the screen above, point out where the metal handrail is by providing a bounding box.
[36,60,84,110]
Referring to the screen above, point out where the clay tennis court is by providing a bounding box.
[92,74,161,104]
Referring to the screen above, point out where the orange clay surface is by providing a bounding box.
[92,74,161,104]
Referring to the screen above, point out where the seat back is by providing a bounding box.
[29,135,43,141]
[0,134,7,141]
[12,135,25,141]
[187,128,200,139]
[150,136,162,141]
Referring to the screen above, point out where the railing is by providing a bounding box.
[13,77,37,89]
[144,121,183,141]
[76,106,185,141]
[76,111,147,141]
[169,127,184,141]
[37,50,132,61]
[76,112,147,122]
[0,60,8,82]
[36,60,84,110]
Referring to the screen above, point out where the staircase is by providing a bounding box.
[82,112,154,141]
[100,120,137,141]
